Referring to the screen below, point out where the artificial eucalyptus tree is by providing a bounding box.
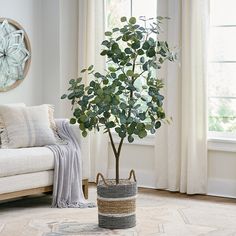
[62,16,176,184]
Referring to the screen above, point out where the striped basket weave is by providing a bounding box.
[96,170,137,229]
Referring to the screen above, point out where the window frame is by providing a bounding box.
[208,2,236,141]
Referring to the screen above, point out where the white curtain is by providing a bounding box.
[77,0,109,181]
[155,0,209,194]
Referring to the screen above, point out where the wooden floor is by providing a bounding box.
[138,187,236,204]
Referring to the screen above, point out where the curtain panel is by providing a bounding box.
[155,0,209,194]
[77,0,109,182]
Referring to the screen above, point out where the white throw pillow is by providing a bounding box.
[0,104,57,148]
[0,103,26,148]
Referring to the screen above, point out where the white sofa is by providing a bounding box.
[0,124,89,201]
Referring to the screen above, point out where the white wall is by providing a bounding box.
[207,147,236,198]
[0,0,43,106]
[0,0,78,118]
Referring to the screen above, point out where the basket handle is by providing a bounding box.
[128,169,137,182]
[96,172,108,186]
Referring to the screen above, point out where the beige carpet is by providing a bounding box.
[0,186,236,235]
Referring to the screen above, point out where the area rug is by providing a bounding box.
[1,187,236,235]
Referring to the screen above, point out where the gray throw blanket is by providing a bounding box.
[47,119,95,208]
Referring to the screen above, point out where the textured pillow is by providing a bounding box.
[47,104,64,144]
[0,103,26,148]
[0,104,57,148]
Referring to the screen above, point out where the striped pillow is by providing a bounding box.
[0,104,57,148]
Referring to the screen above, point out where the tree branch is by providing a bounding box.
[108,129,118,158]
[117,138,124,157]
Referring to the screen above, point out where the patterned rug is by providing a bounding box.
[0,187,236,235]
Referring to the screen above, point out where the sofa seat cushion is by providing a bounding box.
[0,147,54,178]
[0,170,54,194]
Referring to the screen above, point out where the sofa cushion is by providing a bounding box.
[0,147,54,178]
[0,104,57,148]
[0,170,54,194]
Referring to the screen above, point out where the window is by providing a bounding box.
[208,0,236,139]
[105,0,157,30]
[105,0,159,125]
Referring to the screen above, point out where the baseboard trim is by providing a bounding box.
[207,178,236,198]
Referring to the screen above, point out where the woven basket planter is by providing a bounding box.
[96,170,137,229]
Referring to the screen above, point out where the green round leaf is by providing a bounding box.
[131,42,140,49]
[145,124,153,130]
[155,121,161,129]
[120,103,127,109]
[102,40,110,47]
[70,118,76,124]
[125,48,132,54]
[111,73,116,78]
[142,41,150,50]
[61,94,67,99]
[150,128,156,134]
[118,74,126,81]
[68,92,75,100]
[105,31,112,36]
[121,16,127,22]
[111,43,119,50]
[138,130,147,139]
[100,50,107,56]
[108,66,116,72]
[106,121,115,128]
[116,36,122,41]
[82,130,88,137]
[140,56,145,63]
[146,48,156,57]
[97,89,103,96]
[104,111,110,118]
[80,115,87,122]
[115,127,121,133]
[129,17,136,24]
[126,70,134,77]
[142,62,148,71]
[77,77,82,83]
[88,65,94,71]
[122,34,130,42]
[103,79,109,85]
[128,135,134,143]
[112,27,120,32]
[118,131,126,138]
[139,113,146,121]
[94,72,102,78]
[137,49,144,55]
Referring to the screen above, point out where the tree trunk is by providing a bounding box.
[108,129,124,185]
[115,156,119,184]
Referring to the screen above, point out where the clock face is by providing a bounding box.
[0,18,31,92]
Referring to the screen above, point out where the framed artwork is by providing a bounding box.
[0,18,31,92]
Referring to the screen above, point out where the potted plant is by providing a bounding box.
[61,16,176,229]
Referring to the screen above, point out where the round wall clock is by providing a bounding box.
[0,18,31,92]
